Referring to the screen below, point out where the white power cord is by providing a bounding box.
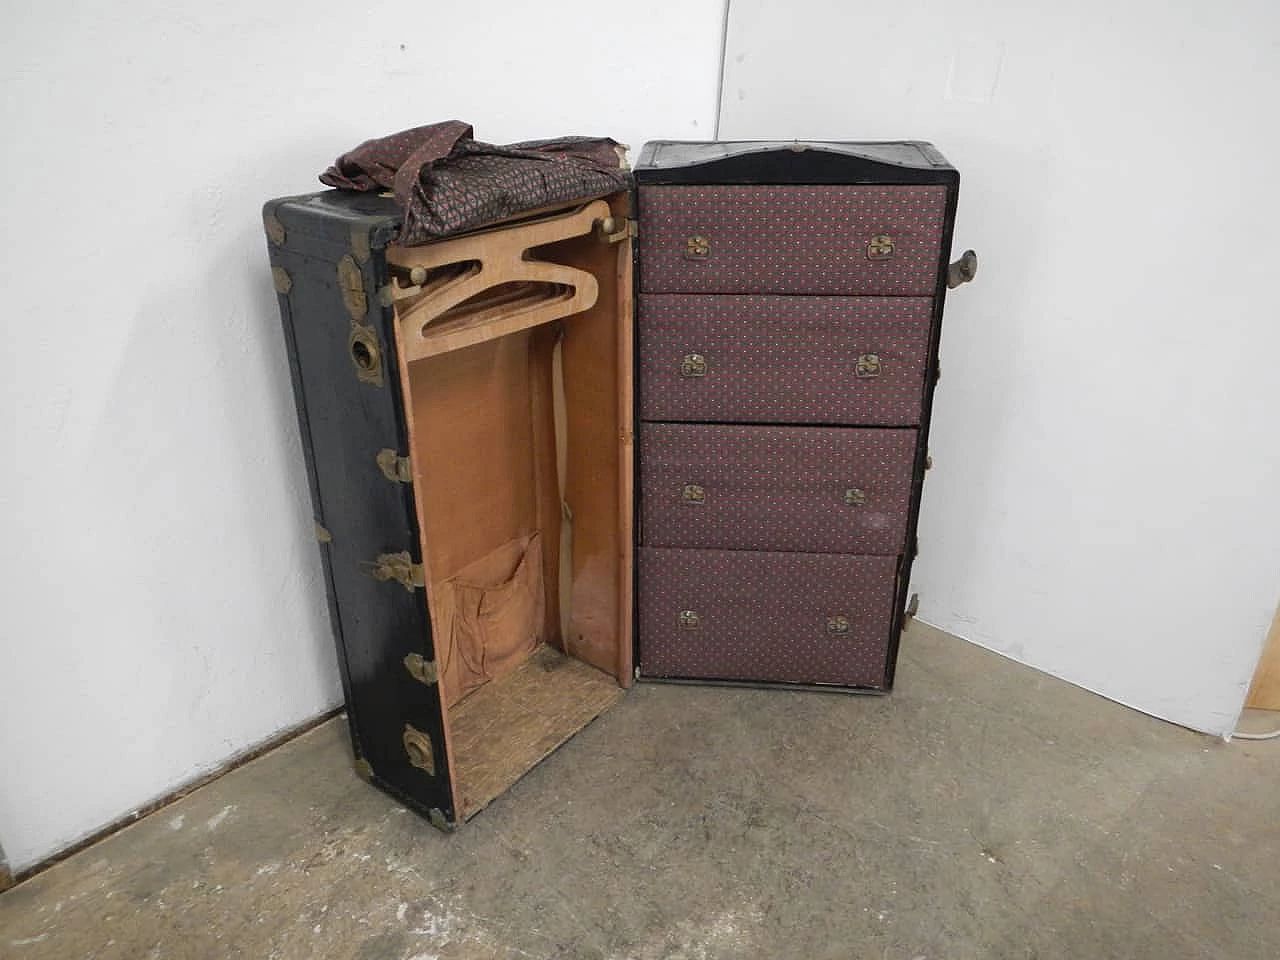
[1233,726,1280,741]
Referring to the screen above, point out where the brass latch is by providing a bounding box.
[867,235,895,260]
[680,353,708,378]
[376,449,412,483]
[679,610,700,629]
[682,484,706,504]
[684,235,711,260]
[595,216,638,244]
[854,354,883,379]
[947,250,978,289]
[403,652,438,686]
[362,552,425,591]
[827,615,851,635]
[403,724,436,776]
[843,488,868,506]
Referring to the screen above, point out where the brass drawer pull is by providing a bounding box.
[854,353,883,379]
[682,484,706,504]
[679,610,701,629]
[680,353,708,378]
[684,235,711,260]
[843,487,868,506]
[866,234,895,260]
[827,615,851,635]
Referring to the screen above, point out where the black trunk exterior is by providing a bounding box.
[263,192,456,826]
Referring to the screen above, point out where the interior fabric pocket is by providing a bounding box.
[442,532,545,704]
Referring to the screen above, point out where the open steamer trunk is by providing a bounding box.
[266,138,970,830]
[387,196,634,819]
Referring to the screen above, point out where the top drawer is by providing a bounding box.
[639,185,948,296]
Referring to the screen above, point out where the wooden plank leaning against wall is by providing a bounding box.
[1245,604,1280,711]
[0,840,13,892]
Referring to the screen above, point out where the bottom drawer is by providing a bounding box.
[638,547,898,688]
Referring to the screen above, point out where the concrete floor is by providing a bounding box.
[2,622,1278,960]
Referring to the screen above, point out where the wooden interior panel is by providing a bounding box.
[406,333,539,580]
[533,191,634,685]
[393,192,633,818]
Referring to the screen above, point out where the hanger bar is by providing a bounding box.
[388,200,609,363]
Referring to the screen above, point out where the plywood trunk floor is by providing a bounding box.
[449,644,624,819]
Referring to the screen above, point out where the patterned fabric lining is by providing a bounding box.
[639,185,947,295]
[639,423,916,555]
[320,121,631,244]
[638,294,933,426]
[638,547,897,687]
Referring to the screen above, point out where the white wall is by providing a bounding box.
[0,0,726,872]
[722,0,1280,733]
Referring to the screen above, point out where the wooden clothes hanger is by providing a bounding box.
[386,200,611,362]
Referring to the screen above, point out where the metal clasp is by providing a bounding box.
[682,484,706,504]
[403,652,438,686]
[679,610,701,629]
[867,235,895,260]
[843,488,868,506]
[680,353,708,378]
[947,249,978,288]
[827,615,851,635]
[376,449,412,483]
[362,552,425,592]
[684,235,711,260]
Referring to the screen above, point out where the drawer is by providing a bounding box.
[640,423,916,554]
[639,294,933,426]
[638,547,898,687]
[639,185,948,295]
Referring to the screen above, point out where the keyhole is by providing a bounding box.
[352,338,375,370]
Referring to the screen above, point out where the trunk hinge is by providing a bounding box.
[376,449,413,483]
[403,652,438,686]
[362,551,425,591]
[595,216,637,244]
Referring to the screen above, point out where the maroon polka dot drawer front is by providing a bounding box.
[639,294,933,426]
[638,547,898,687]
[638,185,948,295]
[640,423,915,554]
